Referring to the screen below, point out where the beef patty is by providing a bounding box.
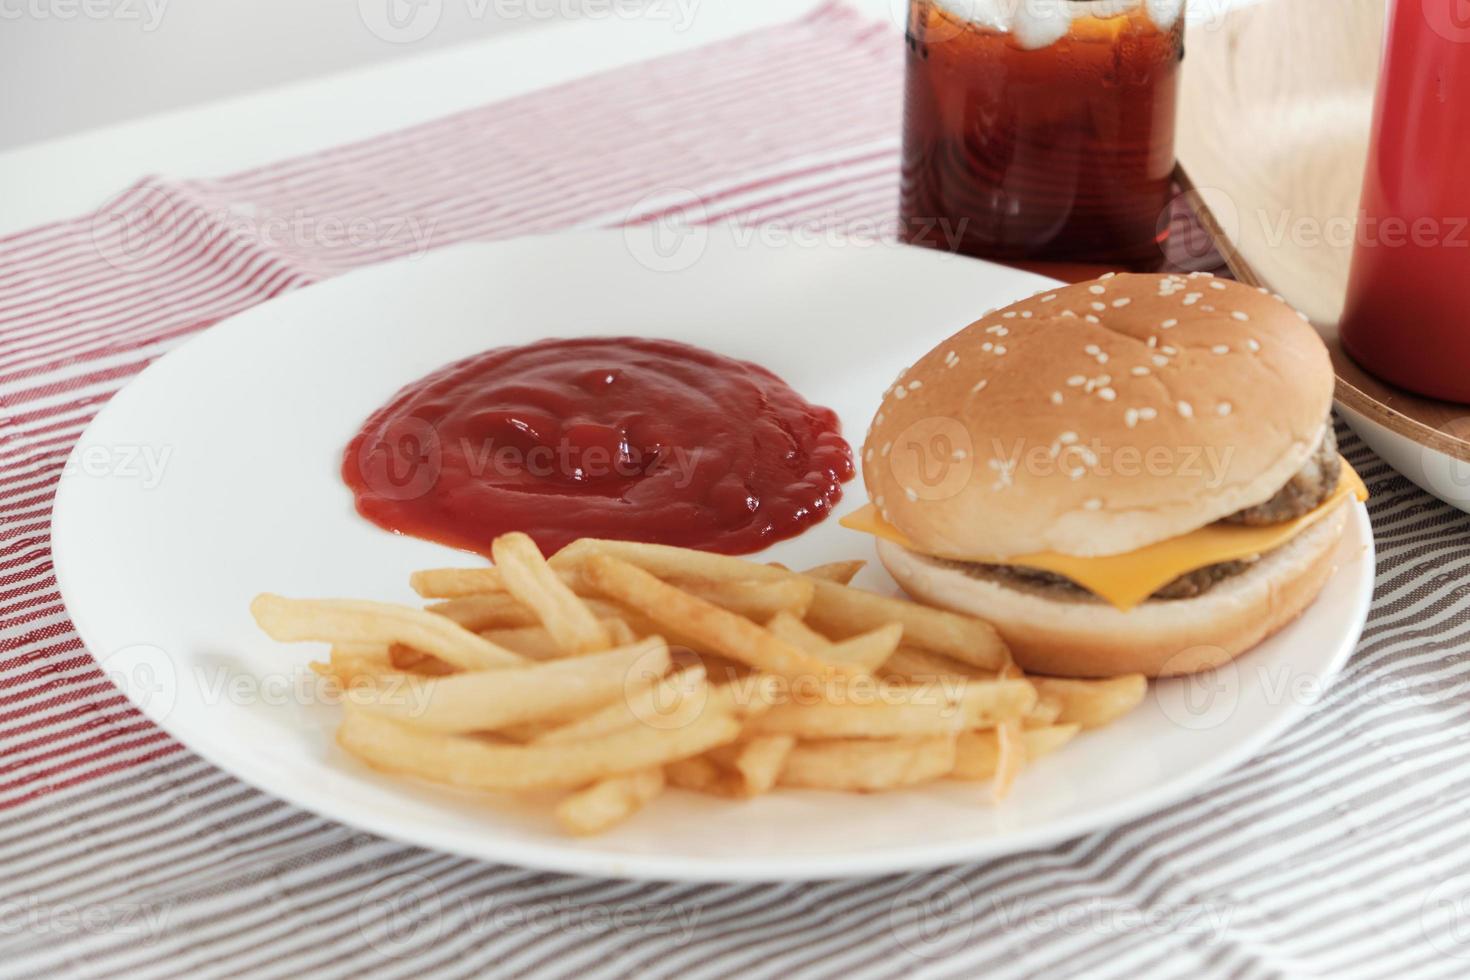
[937,423,1340,604]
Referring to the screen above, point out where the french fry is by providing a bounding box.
[800,560,866,585]
[880,646,995,682]
[348,638,670,734]
[951,725,1080,781]
[410,566,515,599]
[555,769,665,836]
[427,594,540,631]
[765,612,902,673]
[779,736,957,791]
[316,643,392,686]
[747,679,1036,739]
[337,703,741,792]
[251,594,523,671]
[581,554,840,679]
[707,735,795,797]
[805,581,1010,671]
[677,577,815,620]
[429,594,623,632]
[388,644,458,676]
[492,532,612,654]
[534,665,708,744]
[479,619,634,660]
[992,721,1025,800]
[552,539,791,584]
[1025,695,1064,728]
[665,756,738,796]
[1035,676,1147,730]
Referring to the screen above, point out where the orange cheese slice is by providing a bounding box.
[841,457,1368,611]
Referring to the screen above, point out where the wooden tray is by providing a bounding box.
[1175,0,1470,466]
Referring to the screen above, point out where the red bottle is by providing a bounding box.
[1339,0,1470,402]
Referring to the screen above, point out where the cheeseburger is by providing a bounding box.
[844,272,1367,678]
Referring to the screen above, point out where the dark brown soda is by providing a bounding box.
[899,1,1184,268]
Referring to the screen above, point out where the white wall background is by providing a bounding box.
[0,0,668,150]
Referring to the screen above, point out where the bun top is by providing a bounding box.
[861,272,1334,558]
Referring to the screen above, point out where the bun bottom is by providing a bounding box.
[876,500,1352,678]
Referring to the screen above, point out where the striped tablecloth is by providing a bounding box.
[4,4,1470,977]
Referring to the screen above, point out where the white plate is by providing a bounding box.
[52,227,1376,881]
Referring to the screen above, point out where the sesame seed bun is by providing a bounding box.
[862,272,1334,559]
[877,497,1351,678]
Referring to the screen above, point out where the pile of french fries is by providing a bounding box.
[251,534,1146,835]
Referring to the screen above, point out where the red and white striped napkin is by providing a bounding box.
[2,4,1468,977]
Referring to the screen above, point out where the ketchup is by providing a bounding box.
[343,337,855,557]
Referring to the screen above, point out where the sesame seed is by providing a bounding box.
[1069,468,1085,481]
[1096,374,1112,385]
[875,495,885,508]
[1083,498,1103,511]
[1060,310,1078,318]
[982,342,994,352]
[994,345,1008,355]
[986,325,1009,335]
[1124,408,1140,428]
[971,379,989,393]
[908,380,923,389]
[1085,315,1101,324]
[1297,311,1310,321]
[893,387,906,400]
[1183,293,1203,306]
[1089,284,1106,295]
[1059,431,1078,444]
[1231,311,1249,322]
[905,488,918,501]
[875,412,885,425]
[865,448,874,461]
[1161,318,1178,328]
[1041,294,1057,302]
[1020,311,1033,319]
[1177,401,1194,418]
[1247,339,1261,352]
[1050,391,1063,405]
[1096,353,1110,364]
[1152,355,1168,367]
[1162,345,1179,355]
[1212,344,1230,355]
[1210,281,1227,291]
[952,449,968,460]
[1067,375,1086,386]
[1139,407,1158,421]
[1091,302,1107,312]
[1113,298,1132,308]
[881,442,892,455]
[1131,366,1150,376]
[1101,272,1117,280]
[1217,401,1233,417]
[1201,305,1216,313]
[1098,387,1117,401]
[1147,335,1158,348]
[1003,311,1018,319]
[1084,344,1101,355]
